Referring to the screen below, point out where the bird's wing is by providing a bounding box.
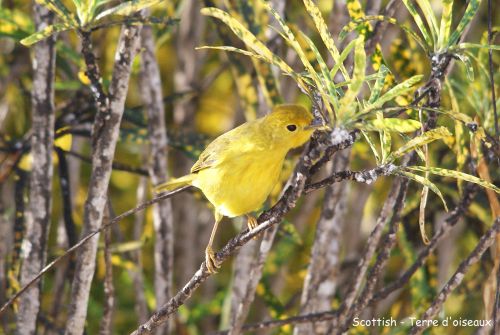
[190,122,265,174]
[190,136,229,173]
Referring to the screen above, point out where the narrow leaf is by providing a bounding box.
[419,186,431,244]
[35,0,77,25]
[95,0,162,21]
[361,130,381,164]
[20,22,71,46]
[368,65,389,104]
[406,166,500,193]
[302,0,350,80]
[388,126,452,161]
[200,7,303,88]
[401,0,433,48]
[396,169,448,211]
[454,53,474,81]
[416,0,439,48]
[438,0,453,49]
[339,35,365,120]
[361,118,422,133]
[362,75,423,113]
[340,15,428,53]
[448,0,482,46]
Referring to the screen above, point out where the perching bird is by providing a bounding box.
[155,104,325,273]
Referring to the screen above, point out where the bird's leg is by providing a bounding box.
[205,212,223,274]
[247,215,259,230]
[247,215,262,240]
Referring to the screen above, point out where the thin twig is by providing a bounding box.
[99,204,115,335]
[0,186,190,316]
[487,0,498,138]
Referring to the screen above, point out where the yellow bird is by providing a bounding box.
[155,104,324,273]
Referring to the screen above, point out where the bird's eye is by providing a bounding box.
[286,124,297,132]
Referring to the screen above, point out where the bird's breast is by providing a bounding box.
[194,150,286,217]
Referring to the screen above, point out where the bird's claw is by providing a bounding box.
[247,216,261,240]
[205,246,220,274]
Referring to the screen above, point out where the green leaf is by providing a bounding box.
[35,0,77,26]
[448,0,482,46]
[200,7,303,88]
[438,0,453,50]
[449,42,500,52]
[361,118,422,133]
[196,45,266,61]
[368,65,388,104]
[20,22,72,46]
[445,79,468,183]
[302,0,350,80]
[395,169,448,211]
[339,35,365,120]
[340,15,428,53]
[416,0,439,48]
[419,185,431,244]
[300,32,339,113]
[454,53,474,81]
[388,126,452,161]
[377,113,392,164]
[361,75,423,114]
[261,1,333,116]
[95,0,163,21]
[401,0,433,49]
[330,38,356,80]
[361,130,381,164]
[405,166,500,194]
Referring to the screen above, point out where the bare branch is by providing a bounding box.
[64,23,143,334]
[16,4,56,333]
[99,204,115,335]
[140,22,175,335]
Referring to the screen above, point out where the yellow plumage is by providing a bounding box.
[156,104,323,273]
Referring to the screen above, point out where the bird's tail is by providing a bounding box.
[154,174,196,193]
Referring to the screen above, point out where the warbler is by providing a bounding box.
[155,104,325,273]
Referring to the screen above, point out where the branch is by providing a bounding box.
[0,186,190,316]
[65,24,143,334]
[140,22,175,334]
[408,217,500,335]
[16,3,56,333]
[487,0,499,138]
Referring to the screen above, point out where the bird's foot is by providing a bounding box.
[247,215,259,230]
[205,246,220,274]
[247,215,261,240]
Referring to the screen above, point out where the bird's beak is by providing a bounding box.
[305,119,331,131]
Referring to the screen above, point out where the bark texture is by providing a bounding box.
[16,4,56,334]
[140,25,175,335]
[64,24,142,335]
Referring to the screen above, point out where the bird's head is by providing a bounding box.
[264,104,328,149]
